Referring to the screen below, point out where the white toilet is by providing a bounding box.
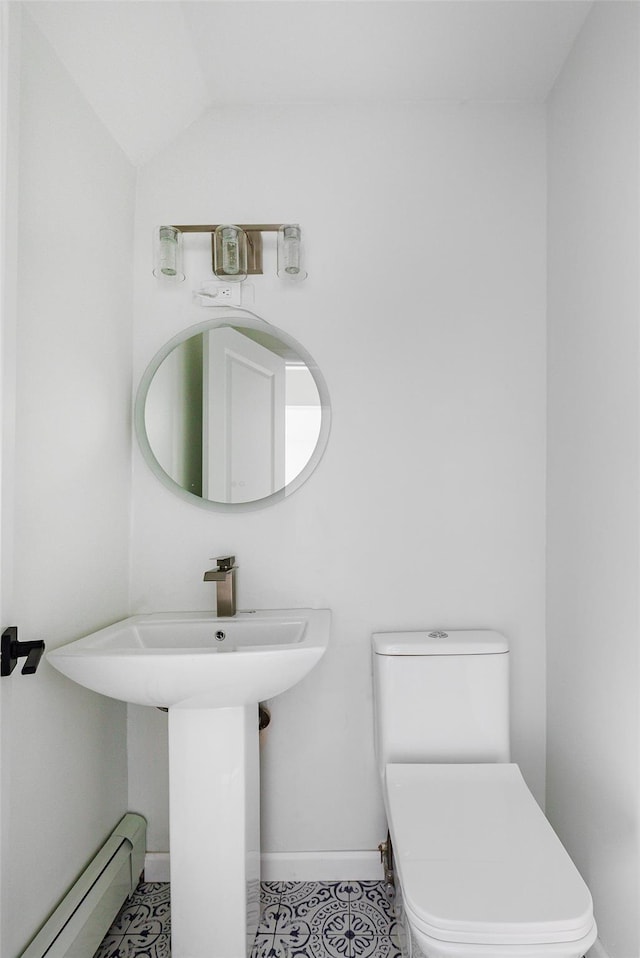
[372,629,597,958]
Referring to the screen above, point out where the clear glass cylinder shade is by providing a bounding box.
[214,225,248,282]
[153,226,184,282]
[277,224,307,281]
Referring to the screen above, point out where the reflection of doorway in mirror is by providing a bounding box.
[285,366,322,485]
[204,327,286,503]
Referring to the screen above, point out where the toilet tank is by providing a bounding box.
[372,630,510,777]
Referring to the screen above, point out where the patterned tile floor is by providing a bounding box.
[96,882,170,958]
[95,881,401,958]
[255,881,401,958]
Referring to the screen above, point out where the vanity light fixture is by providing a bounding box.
[153,223,306,284]
[153,225,185,282]
[277,224,307,282]
[214,225,248,282]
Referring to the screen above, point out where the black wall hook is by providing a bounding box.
[1,627,45,676]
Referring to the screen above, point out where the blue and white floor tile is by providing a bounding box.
[95,882,171,958]
[95,880,401,958]
[252,881,402,958]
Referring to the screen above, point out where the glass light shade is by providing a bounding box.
[277,224,307,281]
[153,226,184,282]
[214,225,248,282]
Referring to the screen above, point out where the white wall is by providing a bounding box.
[546,5,640,958]
[129,102,547,859]
[1,11,134,955]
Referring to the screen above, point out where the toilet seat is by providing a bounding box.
[385,763,595,947]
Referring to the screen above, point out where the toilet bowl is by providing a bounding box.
[385,764,596,958]
[372,631,597,958]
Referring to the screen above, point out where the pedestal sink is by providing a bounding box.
[47,609,330,958]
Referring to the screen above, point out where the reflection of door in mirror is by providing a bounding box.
[203,327,286,503]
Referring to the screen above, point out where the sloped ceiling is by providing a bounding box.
[27,0,592,167]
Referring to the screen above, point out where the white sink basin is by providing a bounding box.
[47,609,330,708]
[49,607,330,957]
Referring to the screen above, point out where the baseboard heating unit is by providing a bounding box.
[20,813,146,958]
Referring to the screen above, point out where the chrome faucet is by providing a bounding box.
[203,556,237,617]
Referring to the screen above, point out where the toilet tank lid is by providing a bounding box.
[372,630,509,655]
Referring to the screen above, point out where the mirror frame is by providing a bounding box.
[134,314,331,511]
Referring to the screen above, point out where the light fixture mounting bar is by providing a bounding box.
[171,224,283,233]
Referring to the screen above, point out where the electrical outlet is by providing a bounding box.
[193,281,244,306]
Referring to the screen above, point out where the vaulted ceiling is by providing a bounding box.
[27,1,592,166]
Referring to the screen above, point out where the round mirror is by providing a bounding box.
[135,314,331,510]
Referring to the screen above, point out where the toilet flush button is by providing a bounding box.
[428,631,448,638]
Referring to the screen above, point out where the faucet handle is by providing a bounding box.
[212,556,235,571]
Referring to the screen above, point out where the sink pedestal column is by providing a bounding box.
[168,705,260,958]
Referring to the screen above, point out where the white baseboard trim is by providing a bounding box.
[261,851,382,881]
[587,940,610,958]
[144,851,382,883]
[144,853,170,882]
